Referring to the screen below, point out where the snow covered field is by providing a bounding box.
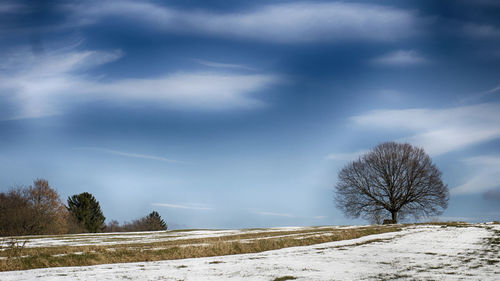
[0,226,351,248]
[1,224,499,280]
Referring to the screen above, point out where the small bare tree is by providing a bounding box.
[335,142,449,223]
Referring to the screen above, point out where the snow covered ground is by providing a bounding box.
[0,226,348,248]
[1,224,498,280]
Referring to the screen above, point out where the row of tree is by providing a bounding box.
[0,179,167,237]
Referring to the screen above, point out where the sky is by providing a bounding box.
[1,0,499,229]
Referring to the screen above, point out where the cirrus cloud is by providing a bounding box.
[372,50,429,66]
[452,156,500,194]
[351,103,500,156]
[69,1,420,43]
[0,45,280,120]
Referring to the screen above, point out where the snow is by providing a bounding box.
[0,226,351,248]
[1,224,498,280]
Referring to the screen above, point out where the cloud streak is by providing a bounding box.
[75,147,189,164]
[192,59,256,71]
[71,1,419,43]
[462,22,500,39]
[326,150,370,161]
[351,104,500,195]
[152,203,213,210]
[452,156,500,194]
[351,103,500,155]
[372,50,428,66]
[0,44,279,120]
[252,211,294,218]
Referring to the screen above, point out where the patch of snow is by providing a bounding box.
[1,224,498,280]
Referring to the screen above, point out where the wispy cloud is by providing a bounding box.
[314,216,328,219]
[192,59,256,71]
[372,50,428,66]
[352,104,500,195]
[74,147,189,164]
[70,1,419,43]
[351,103,500,155]
[452,156,500,194]
[326,150,369,161]
[152,203,213,210]
[0,44,280,120]
[483,189,500,201]
[253,211,294,218]
[485,85,500,94]
[99,72,277,110]
[0,45,123,120]
[458,84,500,104]
[462,22,500,39]
[0,3,25,14]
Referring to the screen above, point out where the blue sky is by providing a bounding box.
[1,0,499,229]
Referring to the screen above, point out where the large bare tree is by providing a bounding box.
[334,142,449,223]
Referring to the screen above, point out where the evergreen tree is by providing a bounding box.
[145,211,167,231]
[67,192,105,233]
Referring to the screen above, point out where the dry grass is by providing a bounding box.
[0,225,401,271]
[409,221,470,227]
[273,276,297,281]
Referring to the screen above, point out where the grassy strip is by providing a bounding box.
[0,225,401,271]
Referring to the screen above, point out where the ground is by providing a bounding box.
[0,223,499,280]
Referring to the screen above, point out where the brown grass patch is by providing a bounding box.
[0,225,401,271]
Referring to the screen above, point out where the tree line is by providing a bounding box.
[0,179,167,237]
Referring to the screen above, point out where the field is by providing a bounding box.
[0,223,499,280]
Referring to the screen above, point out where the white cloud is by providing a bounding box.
[71,1,419,43]
[0,45,279,120]
[74,147,189,164]
[351,103,500,155]
[314,216,328,219]
[452,156,500,194]
[326,150,369,161]
[192,59,256,71]
[98,72,277,110]
[253,211,294,218]
[151,203,213,210]
[372,50,428,66]
[351,104,500,195]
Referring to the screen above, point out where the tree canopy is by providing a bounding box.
[334,142,449,223]
[67,192,106,233]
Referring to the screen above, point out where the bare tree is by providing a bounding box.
[334,142,449,223]
[0,179,68,236]
[26,179,69,234]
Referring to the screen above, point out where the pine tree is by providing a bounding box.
[67,192,106,233]
[145,211,167,231]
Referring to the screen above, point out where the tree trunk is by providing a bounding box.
[391,211,397,223]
